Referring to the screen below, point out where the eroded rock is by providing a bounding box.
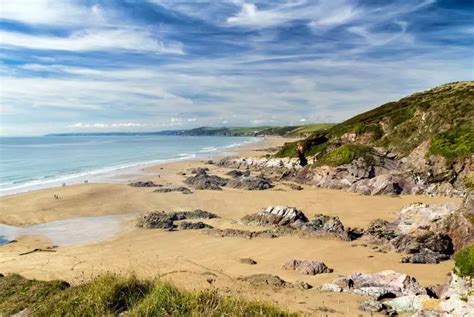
[226,175,273,190]
[129,181,159,187]
[184,170,227,190]
[282,259,333,275]
[154,186,192,194]
[241,206,308,228]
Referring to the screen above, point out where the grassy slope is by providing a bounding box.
[0,274,297,317]
[276,81,474,164]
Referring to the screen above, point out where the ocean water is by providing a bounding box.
[0,135,258,195]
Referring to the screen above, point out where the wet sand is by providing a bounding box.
[0,137,461,316]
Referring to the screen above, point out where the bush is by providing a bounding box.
[454,244,474,278]
[317,144,374,166]
[429,123,474,161]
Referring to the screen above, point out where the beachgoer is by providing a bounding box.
[297,143,308,167]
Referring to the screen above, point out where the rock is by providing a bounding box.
[386,295,431,314]
[328,270,426,299]
[136,210,218,230]
[226,175,273,190]
[188,167,209,174]
[401,249,450,264]
[282,259,333,275]
[302,214,346,235]
[294,280,313,290]
[358,300,388,312]
[238,274,289,288]
[129,181,159,187]
[320,283,343,293]
[367,219,398,241]
[391,232,454,257]
[136,212,176,230]
[173,209,218,220]
[226,170,250,178]
[239,258,257,265]
[206,228,279,239]
[441,192,474,251]
[184,170,227,190]
[396,203,457,234]
[154,186,192,194]
[241,206,308,228]
[178,221,213,230]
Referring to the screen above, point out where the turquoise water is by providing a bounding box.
[0,135,257,195]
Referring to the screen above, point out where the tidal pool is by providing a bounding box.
[0,215,126,246]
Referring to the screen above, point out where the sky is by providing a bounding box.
[0,0,473,135]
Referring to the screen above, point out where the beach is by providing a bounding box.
[0,137,462,315]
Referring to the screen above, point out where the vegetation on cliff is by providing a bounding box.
[276,81,474,165]
[0,274,297,317]
[454,243,474,278]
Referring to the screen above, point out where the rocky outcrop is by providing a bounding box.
[205,228,279,239]
[154,186,192,194]
[129,181,159,187]
[136,210,218,230]
[241,206,360,240]
[226,169,250,178]
[178,221,213,230]
[239,258,257,265]
[282,259,333,275]
[226,175,273,190]
[217,156,301,172]
[321,270,426,300]
[238,274,290,288]
[184,170,227,190]
[241,206,308,228]
[366,203,464,263]
[441,192,474,251]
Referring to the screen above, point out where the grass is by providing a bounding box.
[464,174,474,191]
[454,243,474,278]
[0,273,70,316]
[0,274,298,317]
[428,123,474,161]
[316,144,374,167]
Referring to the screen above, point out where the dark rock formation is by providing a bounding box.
[239,258,257,265]
[226,170,250,178]
[302,214,345,235]
[391,232,454,258]
[136,210,218,230]
[178,221,213,230]
[129,181,159,187]
[154,186,192,194]
[238,274,289,288]
[136,212,176,230]
[226,175,273,190]
[184,170,228,190]
[188,167,209,174]
[282,259,333,275]
[367,219,399,241]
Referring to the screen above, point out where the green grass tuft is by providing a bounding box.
[429,123,474,161]
[0,274,298,317]
[454,243,474,278]
[317,144,374,166]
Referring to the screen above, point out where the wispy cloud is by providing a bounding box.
[0,0,472,135]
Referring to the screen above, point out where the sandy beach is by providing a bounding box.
[0,137,462,315]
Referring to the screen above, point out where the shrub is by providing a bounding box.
[454,244,474,278]
[317,144,374,166]
[428,123,474,161]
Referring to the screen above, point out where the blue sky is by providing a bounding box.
[0,0,473,135]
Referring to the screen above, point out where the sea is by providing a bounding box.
[0,135,259,196]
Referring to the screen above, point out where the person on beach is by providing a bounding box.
[297,143,308,167]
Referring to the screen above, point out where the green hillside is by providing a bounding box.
[276,81,474,164]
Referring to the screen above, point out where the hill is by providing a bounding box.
[276,81,473,163]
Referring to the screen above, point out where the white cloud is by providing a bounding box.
[0,29,184,54]
[227,3,284,28]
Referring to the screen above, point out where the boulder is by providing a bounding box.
[154,186,192,194]
[386,295,431,314]
[188,167,209,174]
[129,181,159,187]
[173,209,218,220]
[282,259,333,275]
[226,170,250,178]
[401,250,450,264]
[367,218,398,241]
[391,232,454,256]
[178,221,213,230]
[226,175,273,190]
[302,214,346,235]
[238,274,289,288]
[358,300,388,313]
[327,270,426,299]
[239,258,257,265]
[184,170,227,190]
[241,206,308,228]
[136,212,176,230]
[395,203,457,234]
